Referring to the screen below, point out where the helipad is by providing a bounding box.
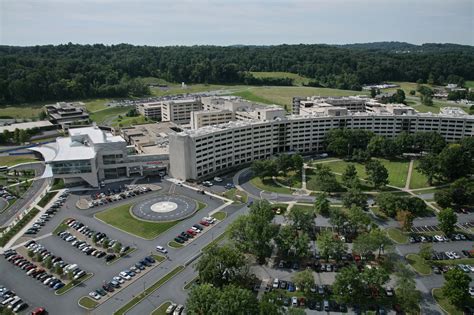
[131,195,197,222]
[150,201,178,213]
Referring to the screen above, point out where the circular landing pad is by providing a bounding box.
[131,195,197,222]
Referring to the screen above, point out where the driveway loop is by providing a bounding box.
[131,194,197,222]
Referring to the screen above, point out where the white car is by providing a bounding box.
[445,252,455,259]
[113,276,125,284]
[89,291,101,300]
[469,265,474,272]
[469,287,474,297]
[434,235,443,242]
[156,246,168,254]
[119,271,131,280]
[213,177,223,182]
[191,227,201,233]
[272,278,279,288]
[452,252,461,259]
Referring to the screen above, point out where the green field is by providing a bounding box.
[386,228,408,244]
[111,115,149,128]
[406,254,431,275]
[232,90,275,105]
[151,301,172,315]
[250,71,311,86]
[234,86,368,107]
[168,241,184,248]
[464,81,474,89]
[90,106,133,125]
[409,160,431,189]
[290,204,314,213]
[38,191,58,208]
[276,171,302,189]
[223,188,248,203]
[0,155,38,167]
[249,176,293,194]
[95,203,183,239]
[84,99,111,112]
[150,83,247,97]
[321,158,410,188]
[0,104,45,119]
[213,211,227,221]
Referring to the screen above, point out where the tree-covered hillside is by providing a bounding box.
[0,43,473,104]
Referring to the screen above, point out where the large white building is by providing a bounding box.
[169,96,474,181]
[136,101,162,120]
[31,126,168,187]
[161,98,202,124]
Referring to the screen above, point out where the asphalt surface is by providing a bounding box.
[0,162,50,226]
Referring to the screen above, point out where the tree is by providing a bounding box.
[27,249,34,258]
[291,154,304,172]
[332,265,365,305]
[395,262,421,312]
[347,205,371,234]
[112,241,122,253]
[43,256,52,269]
[409,90,416,96]
[102,238,110,249]
[275,225,309,258]
[34,252,43,262]
[442,268,471,307]
[434,189,453,209]
[55,265,64,277]
[396,210,414,231]
[276,154,293,173]
[228,200,277,263]
[67,270,74,281]
[313,164,341,192]
[353,228,391,259]
[314,193,330,216]
[288,206,314,233]
[92,233,98,244]
[365,160,389,188]
[186,283,220,315]
[292,269,315,295]
[437,207,457,235]
[329,208,348,232]
[419,243,433,261]
[259,291,285,315]
[197,245,247,288]
[251,160,277,180]
[316,231,347,261]
[343,187,368,211]
[416,153,439,186]
[213,285,259,315]
[341,164,358,188]
[437,144,472,181]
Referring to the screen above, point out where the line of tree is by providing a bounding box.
[0,127,41,144]
[1,43,473,103]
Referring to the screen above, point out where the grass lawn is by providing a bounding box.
[83,99,111,112]
[432,288,474,315]
[95,203,182,240]
[0,155,38,167]
[250,176,293,194]
[270,203,289,214]
[114,266,184,315]
[232,90,275,105]
[56,272,93,295]
[53,218,71,234]
[290,204,314,213]
[0,104,45,119]
[151,301,172,315]
[234,86,368,108]
[406,254,431,275]
[51,178,65,191]
[168,241,184,248]
[409,160,431,189]
[213,211,227,221]
[111,115,149,128]
[223,188,248,203]
[323,158,410,188]
[386,228,408,244]
[90,106,133,124]
[250,71,311,86]
[150,83,247,97]
[276,171,302,189]
[78,296,99,309]
[183,278,198,290]
[38,191,58,208]
[371,207,388,220]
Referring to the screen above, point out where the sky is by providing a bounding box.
[1,0,473,46]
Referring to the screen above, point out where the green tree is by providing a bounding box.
[92,233,98,244]
[275,225,309,258]
[43,255,52,269]
[313,164,341,192]
[186,283,220,315]
[332,265,365,305]
[228,200,277,264]
[34,252,43,262]
[18,129,30,143]
[196,245,247,288]
[314,193,330,216]
[347,205,371,234]
[396,210,414,231]
[214,285,259,315]
[437,207,457,235]
[442,268,471,307]
[291,269,315,295]
[67,270,74,281]
[288,206,314,232]
[437,144,472,181]
[419,243,433,261]
[291,154,304,172]
[316,230,347,261]
[112,241,122,253]
[365,160,389,188]
[341,164,358,188]
[55,265,64,277]
[343,187,368,211]
[251,160,277,180]
[329,208,348,232]
[259,291,285,315]
[353,228,391,258]
[27,249,34,258]
[396,276,421,313]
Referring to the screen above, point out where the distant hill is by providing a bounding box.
[336,41,473,53]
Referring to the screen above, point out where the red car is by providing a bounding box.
[186,229,197,235]
[199,220,210,226]
[31,307,46,315]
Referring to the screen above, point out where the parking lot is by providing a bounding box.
[0,176,237,314]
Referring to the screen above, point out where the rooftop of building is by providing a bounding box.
[0,120,54,133]
[120,122,177,155]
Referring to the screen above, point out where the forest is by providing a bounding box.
[0,42,473,104]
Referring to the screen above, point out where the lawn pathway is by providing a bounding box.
[405,159,414,190]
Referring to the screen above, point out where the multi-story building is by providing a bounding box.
[169,97,474,181]
[161,98,202,124]
[44,102,90,128]
[31,126,168,187]
[190,110,235,129]
[136,102,162,120]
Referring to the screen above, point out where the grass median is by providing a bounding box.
[406,254,431,275]
[38,191,58,208]
[212,211,227,220]
[386,228,408,244]
[56,272,93,295]
[432,288,474,315]
[150,301,172,315]
[0,208,40,246]
[78,296,99,310]
[168,241,184,248]
[114,266,185,315]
